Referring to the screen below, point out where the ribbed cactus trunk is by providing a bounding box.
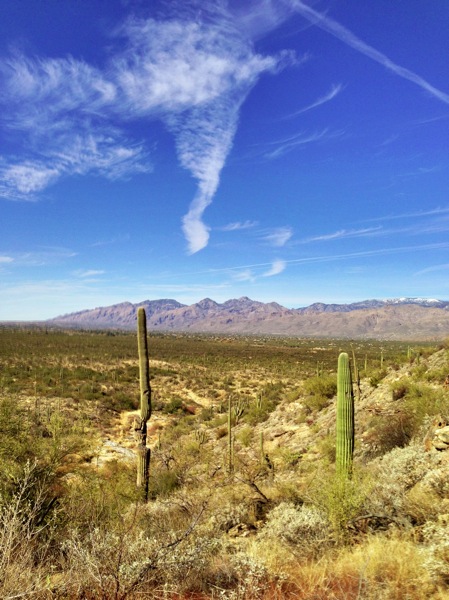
[136,307,151,501]
[228,395,233,473]
[336,352,354,478]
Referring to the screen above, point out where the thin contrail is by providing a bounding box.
[290,0,449,105]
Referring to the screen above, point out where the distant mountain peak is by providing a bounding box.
[48,296,449,340]
[196,298,219,310]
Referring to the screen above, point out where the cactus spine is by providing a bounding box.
[136,307,151,501]
[336,352,354,478]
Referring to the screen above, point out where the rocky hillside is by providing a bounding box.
[49,297,449,340]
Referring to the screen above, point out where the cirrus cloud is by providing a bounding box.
[0,3,293,253]
[263,259,287,276]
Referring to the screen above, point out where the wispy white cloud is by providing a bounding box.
[114,17,283,116]
[0,54,147,199]
[263,259,286,276]
[362,206,449,223]
[177,241,449,277]
[262,226,293,247]
[91,234,130,247]
[0,135,149,201]
[219,220,259,231]
[0,5,292,252]
[74,269,105,278]
[263,128,342,159]
[302,226,382,242]
[1,248,77,267]
[285,83,344,118]
[301,218,449,244]
[0,54,115,133]
[414,263,449,276]
[289,0,449,105]
[232,269,256,282]
[0,161,59,200]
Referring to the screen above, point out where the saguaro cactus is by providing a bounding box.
[228,394,234,473]
[136,307,151,501]
[336,352,354,478]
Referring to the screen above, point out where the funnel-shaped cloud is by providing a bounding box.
[168,93,245,253]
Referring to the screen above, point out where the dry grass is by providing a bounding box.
[0,329,448,598]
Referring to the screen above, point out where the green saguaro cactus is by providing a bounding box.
[336,352,354,478]
[228,394,234,474]
[136,307,151,501]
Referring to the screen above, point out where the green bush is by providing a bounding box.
[302,374,337,413]
[162,396,184,414]
[149,468,180,498]
[312,470,372,537]
[369,368,388,388]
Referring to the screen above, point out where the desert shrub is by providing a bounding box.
[165,416,194,440]
[390,378,411,401]
[0,396,29,469]
[284,388,301,403]
[313,536,437,600]
[366,443,430,519]
[365,383,449,457]
[216,425,228,439]
[224,553,271,598]
[245,402,272,425]
[403,384,448,426]
[318,433,337,463]
[302,374,337,413]
[149,469,181,499]
[369,368,387,388]
[275,447,303,468]
[423,365,449,384]
[261,502,331,558]
[412,363,428,379]
[199,406,214,422]
[309,470,372,537]
[211,413,228,428]
[420,450,449,498]
[403,481,442,525]
[365,411,416,456]
[62,495,221,598]
[238,425,254,447]
[60,461,139,539]
[244,389,282,425]
[107,391,139,412]
[209,501,249,532]
[0,461,60,599]
[162,396,184,414]
[422,518,449,585]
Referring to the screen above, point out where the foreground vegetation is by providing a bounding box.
[0,326,448,598]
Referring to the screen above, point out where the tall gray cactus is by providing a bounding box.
[136,307,151,501]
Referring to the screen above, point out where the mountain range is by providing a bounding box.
[49,297,449,340]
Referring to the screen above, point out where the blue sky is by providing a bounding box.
[1,0,448,320]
